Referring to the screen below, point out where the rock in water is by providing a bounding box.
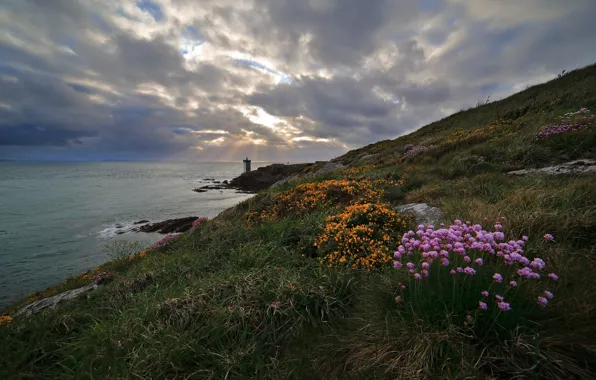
[15,283,98,318]
[138,217,198,234]
[134,220,150,225]
[395,203,443,226]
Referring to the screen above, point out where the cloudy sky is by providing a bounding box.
[1,0,595,162]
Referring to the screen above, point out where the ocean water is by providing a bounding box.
[0,161,268,308]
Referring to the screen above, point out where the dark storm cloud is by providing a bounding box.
[0,124,96,146]
[1,0,596,161]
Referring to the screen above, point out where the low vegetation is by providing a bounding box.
[1,64,596,379]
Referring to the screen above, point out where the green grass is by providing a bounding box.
[2,64,596,379]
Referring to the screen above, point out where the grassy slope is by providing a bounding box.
[1,64,596,379]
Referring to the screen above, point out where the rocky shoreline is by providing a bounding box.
[129,162,329,235]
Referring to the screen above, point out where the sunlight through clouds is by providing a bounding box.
[0,0,595,161]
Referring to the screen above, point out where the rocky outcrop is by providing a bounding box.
[15,283,98,318]
[229,163,316,192]
[507,159,596,176]
[395,203,443,226]
[137,217,198,234]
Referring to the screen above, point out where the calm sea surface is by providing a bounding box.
[0,162,268,307]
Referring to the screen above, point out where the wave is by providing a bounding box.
[98,221,146,238]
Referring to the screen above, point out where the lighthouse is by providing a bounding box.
[243,157,251,173]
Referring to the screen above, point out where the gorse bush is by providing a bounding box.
[245,178,404,226]
[393,219,558,337]
[315,203,410,270]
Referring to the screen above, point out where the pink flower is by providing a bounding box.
[441,258,449,266]
[493,273,503,283]
[474,258,483,266]
[497,302,511,312]
[495,295,504,302]
[456,267,463,273]
[478,301,488,310]
[481,291,489,297]
[414,273,422,280]
[406,262,415,270]
[152,233,182,249]
[422,262,430,270]
[393,261,402,269]
[509,281,518,288]
[537,297,548,307]
[463,256,471,263]
[449,269,456,275]
[518,267,534,278]
[400,284,406,290]
[543,234,554,241]
[463,267,476,276]
[422,269,429,277]
[191,217,209,230]
[530,258,546,270]
[548,273,559,281]
[544,290,553,300]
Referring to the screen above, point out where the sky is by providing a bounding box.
[1,0,596,162]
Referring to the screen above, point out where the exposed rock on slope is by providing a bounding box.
[395,203,444,226]
[507,159,596,176]
[15,283,98,317]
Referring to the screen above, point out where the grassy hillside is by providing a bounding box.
[1,64,596,379]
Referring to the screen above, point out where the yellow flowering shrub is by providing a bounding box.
[444,119,516,145]
[314,203,410,270]
[343,164,376,178]
[0,315,13,326]
[245,178,403,226]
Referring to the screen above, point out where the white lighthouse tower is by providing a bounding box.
[243,157,251,173]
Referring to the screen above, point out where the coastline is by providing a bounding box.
[0,161,322,314]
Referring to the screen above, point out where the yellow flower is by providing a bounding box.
[0,315,13,326]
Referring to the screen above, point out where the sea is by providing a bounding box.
[0,161,270,308]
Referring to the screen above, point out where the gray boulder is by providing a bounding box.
[507,159,596,176]
[15,283,98,318]
[395,203,443,227]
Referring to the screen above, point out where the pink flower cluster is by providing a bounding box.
[191,217,209,230]
[152,233,182,249]
[404,145,432,157]
[538,108,593,138]
[92,272,109,282]
[538,123,588,138]
[393,219,558,312]
[562,108,590,118]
